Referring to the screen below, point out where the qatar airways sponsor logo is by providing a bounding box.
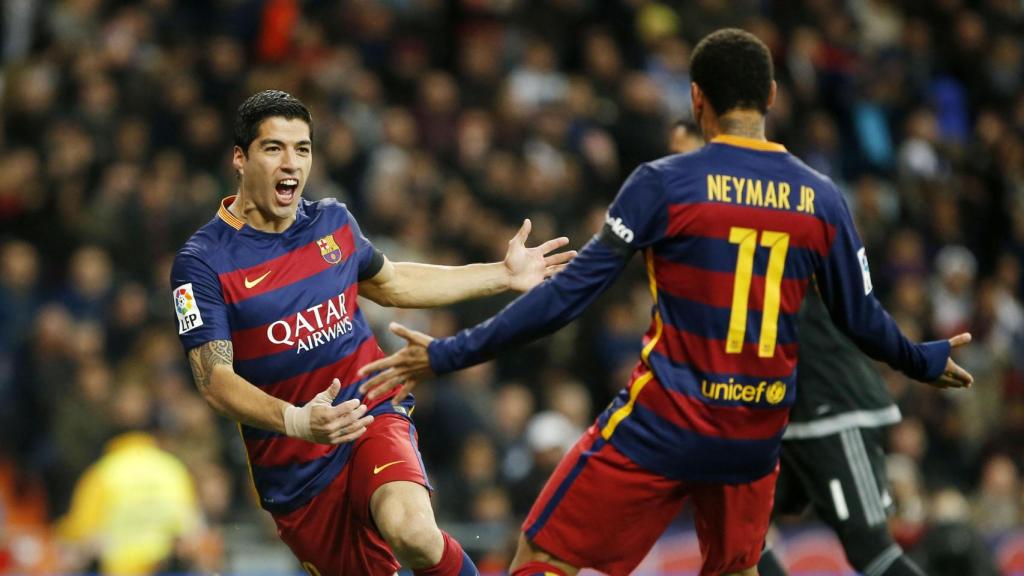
[266,292,355,354]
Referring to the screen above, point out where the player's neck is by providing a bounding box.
[711,110,766,141]
[230,190,297,233]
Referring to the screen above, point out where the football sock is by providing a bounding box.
[757,548,788,576]
[510,560,568,576]
[413,531,479,576]
[852,543,927,576]
[877,555,926,576]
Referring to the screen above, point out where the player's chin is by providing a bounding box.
[269,198,302,221]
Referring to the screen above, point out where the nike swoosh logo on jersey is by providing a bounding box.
[244,270,272,289]
[373,460,404,475]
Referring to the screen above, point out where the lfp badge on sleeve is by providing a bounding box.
[174,283,204,334]
[857,247,873,295]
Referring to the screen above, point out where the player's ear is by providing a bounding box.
[691,83,706,129]
[690,82,702,114]
[232,145,245,175]
[766,80,777,110]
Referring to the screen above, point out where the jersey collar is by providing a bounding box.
[218,195,245,230]
[217,194,310,234]
[711,134,787,152]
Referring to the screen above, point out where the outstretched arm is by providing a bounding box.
[816,194,973,389]
[357,164,671,402]
[187,340,372,444]
[357,235,633,402]
[358,219,575,308]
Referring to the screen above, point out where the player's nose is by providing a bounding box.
[280,147,300,171]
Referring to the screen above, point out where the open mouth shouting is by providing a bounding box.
[275,178,299,205]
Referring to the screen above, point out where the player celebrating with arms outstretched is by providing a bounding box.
[358,29,973,576]
[171,90,574,576]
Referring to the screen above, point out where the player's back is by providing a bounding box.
[597,135,842,483]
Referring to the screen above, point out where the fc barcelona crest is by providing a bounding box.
[317,234,343,264]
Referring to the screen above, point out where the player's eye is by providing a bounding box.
[298,147,311,155]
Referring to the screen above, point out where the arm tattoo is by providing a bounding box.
[188,340,233,392]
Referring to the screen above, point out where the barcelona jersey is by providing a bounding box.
[429,135,948,484]
[171,196,407,514]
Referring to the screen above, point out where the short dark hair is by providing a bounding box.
[690,28,773,115]
[234,90,313,153]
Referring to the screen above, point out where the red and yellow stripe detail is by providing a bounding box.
[218,195,246,230]
[601,249,662,440]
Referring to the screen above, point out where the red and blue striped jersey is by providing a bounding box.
[171,196,406,514]
[428,135,948,484]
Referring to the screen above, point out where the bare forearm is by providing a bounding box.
[188,341,289,434]
[377,261,510,307]
[205,366,290,432]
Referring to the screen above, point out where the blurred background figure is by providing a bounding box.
[909,489,998,576]
[55,384,213,575]
[668,119,704,155]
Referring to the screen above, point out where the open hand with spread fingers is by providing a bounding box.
[504,218,577,292]
[931,332,974,389]
[357,323,436,404]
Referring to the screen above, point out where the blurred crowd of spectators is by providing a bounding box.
[1,0,1023,573]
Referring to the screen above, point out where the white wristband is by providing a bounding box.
[283,404,313,441]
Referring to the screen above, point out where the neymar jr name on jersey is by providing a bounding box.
[707,174,816,214]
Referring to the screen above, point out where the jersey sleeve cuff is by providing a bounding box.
[918,339,951,381]
[359,249,386,281]
[427,338,458,375]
